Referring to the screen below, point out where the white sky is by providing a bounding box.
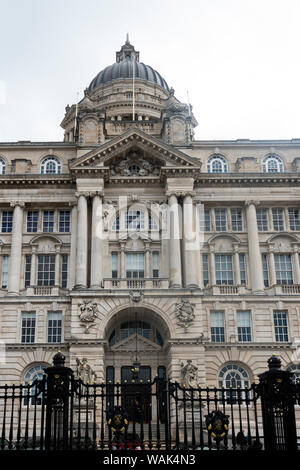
[1,0,300,142]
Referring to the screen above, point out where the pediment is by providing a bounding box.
[110,333,161,352]
[70,127,200,178]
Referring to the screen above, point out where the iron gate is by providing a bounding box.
[0,352,299,450]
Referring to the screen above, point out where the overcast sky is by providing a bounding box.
[1,0,300,142]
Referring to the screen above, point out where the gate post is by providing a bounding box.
[258,355,297,451]
[44,351,74,450]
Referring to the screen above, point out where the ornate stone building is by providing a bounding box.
[1,38,300,390]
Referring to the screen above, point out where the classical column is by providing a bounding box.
[7,201,25,295]
[268,245,277,287]
[292,244,300,284]
[120,243,126,278]
[208,244,216,286]
[30,246,37,286]
[145,243,151,278]
[245,201,265,293]
[168,193,182,288]
[233,244,241,285]
[55,247,61,286]
[90,193,103,288]
[68,202,77,289]
[75,193,88,288]
[182,194,198,287]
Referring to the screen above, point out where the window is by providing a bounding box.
[59,211,70,232]
[231,209,243,231]
[37,255,55,286]
[262,254,269,287]
[126,253,144,278]
[2,211,13,233]
[21,312,36,343]
[0,158,6,175]
[273,311,289,342]
[237,311,252,342]
[286,365,300,384]
[272,209,284,231]
[202,254,209,286]
[256,209,268,231]
[149,214,159,231]
[207,155,228,173]
[152,252,159,278]
[215,209,227,231]
[24,365,46,405]
[43,211,54,232]
[274,254,293,285]
[288,209,300,231]
[111,252,118,278]
[27,211,39,232]
[262,155,284,173]
[25,255,31,287]
[239,254,247,286]
[215,254,233,285]
[112,216,120,231]
[125,211,145,230]
[1,256,8,288]
[200,209,210,232]
[61,254,68,288]
[218,365,250,403]
[48,312,62,343]
[120,321,151,341]
[40,157,61,175]
[210,311,225,342]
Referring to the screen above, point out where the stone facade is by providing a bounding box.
[0,39,300,390]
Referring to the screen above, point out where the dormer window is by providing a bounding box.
[262,155,284,173]
[0,158,6,175]
[207,155,228,173]
[40,157,62,175]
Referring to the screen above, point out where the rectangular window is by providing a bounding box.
[237,311,252,342]
[214,209,227,232]
[59,211,70,232]
[262,254,269,287]
[48,312,62,343]
[24,255,31,288]
[272,209,285,231]
[274,254,293,285]
[26,211,39,232]
[61,254,68,288]
[273,311,289,342]
[202,254,209,287]
[288,208,300,231]
[200,209,211,232]
[43,211,54,232]
[210,311,225,343]
[2,211,13,233]
[152,252,159,278]
[239,253,247,285]
[37,254,55,286]
[231,209,243,231]
[21,312,36,343]
[125,211,145,230]
[256,209,268,231]
[1,256,9,288]
[215,254,233,285]
[126,253,144,278]
[111,252,118,278]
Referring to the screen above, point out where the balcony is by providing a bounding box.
[26,286,61,296]
[103,278,169,289]
[210,285,250,295]
[271,284,300,295]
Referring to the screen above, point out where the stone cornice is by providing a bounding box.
[204,342,293,350]
[0,174,73,187]
[195,173,300,187]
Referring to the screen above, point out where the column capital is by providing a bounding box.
[232,243,240,253]
[208,243,215,253]
[291,243,300,253]
[10,201,25,208]
[69,200,77,208]
[90,191,104,198]
[267,243,275,253]
[245,199,260,207]
[75,191,104,199]
[166,191,195,198]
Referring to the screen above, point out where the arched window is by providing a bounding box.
[40,157,62,175]
[262,155,284,173]
[286,365,300,384]
[218,364,250,403]
[0,158,6,175]
[111,211,159,231]
[207,155,228,173]
[23,364,47,405]
[109,321,164,347]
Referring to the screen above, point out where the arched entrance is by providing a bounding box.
[104,306,169,423]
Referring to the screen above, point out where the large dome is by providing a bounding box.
[88,38,170,93]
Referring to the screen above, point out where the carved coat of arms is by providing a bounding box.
[175,300,195,330]
[79,300,99,332]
